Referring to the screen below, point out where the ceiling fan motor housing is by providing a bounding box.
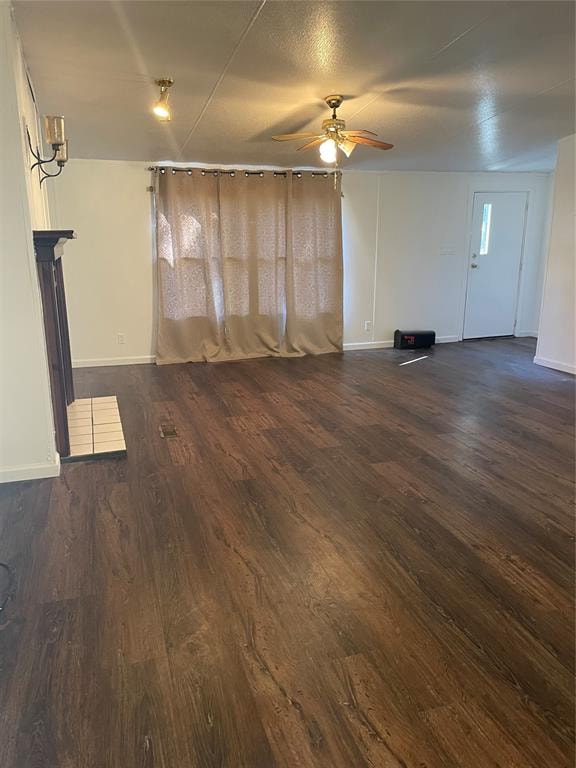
[324,95,343,110]
[322,118,346,134]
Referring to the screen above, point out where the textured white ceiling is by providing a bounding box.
[14,1,575,171]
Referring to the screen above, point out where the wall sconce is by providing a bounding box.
[27,115,69,185]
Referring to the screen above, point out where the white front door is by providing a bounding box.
[463,191,528,339]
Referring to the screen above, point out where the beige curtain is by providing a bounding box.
[155,170,342,364]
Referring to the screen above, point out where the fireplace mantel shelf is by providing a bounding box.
[33,229,76,262]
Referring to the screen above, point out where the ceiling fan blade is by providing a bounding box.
[297,137,326,151]
[272,132,323,142]
[347,135,394,150]
[339,139,356,158]
[340,130,378,137]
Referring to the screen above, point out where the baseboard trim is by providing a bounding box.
[533,356,576,375]
[73,355,155,368]
[515,331,538,338]
[0,455,61,484]
[343,335,459,351]
[436,335,460,344]
[75,339,464,362]
[343,341,393,351]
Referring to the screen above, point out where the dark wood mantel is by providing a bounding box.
[34,229,75,258]
[34,229,76,458]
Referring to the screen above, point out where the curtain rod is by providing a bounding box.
[147,166,339,178]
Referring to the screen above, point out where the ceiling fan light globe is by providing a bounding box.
[339,139,356,158]
[319,138,337,163]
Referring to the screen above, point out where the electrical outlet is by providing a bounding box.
[117,333,125,345]
[364,320,373,333]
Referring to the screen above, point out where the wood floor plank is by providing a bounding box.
[0,338,573,767]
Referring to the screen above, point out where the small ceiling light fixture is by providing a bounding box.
[27,115,69,184]
[153,78,174,121]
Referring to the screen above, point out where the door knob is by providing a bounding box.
[471,263,479,269]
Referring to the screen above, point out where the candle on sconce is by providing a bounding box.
[44,115,65,148]
[55,139,68,166]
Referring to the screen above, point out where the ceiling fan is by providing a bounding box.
[272,95,393,163]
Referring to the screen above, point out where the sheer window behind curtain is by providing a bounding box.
[155,170,343,364]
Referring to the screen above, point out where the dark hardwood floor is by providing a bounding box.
[0,338,574,768]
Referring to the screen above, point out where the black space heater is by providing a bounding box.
[394,329,436,350]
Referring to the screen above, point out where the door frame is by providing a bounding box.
[460,188,530,341]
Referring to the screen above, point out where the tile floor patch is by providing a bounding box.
[94,430,124,443]
[70,444,94,457]
[92,400,118,411]
[70,434,93,447]
[96,440,126,453]
[67,417,92,428]
[69,424,93,436]
[93,410,121,425]
[65,397,126,462]
[93,422,123,435]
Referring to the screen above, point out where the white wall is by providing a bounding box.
[50,159,551,365]
[0,4,57,483]
[343,171,551,348]
[50,160,155,366]
[535,135,576,374]
[14,24,50,230]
